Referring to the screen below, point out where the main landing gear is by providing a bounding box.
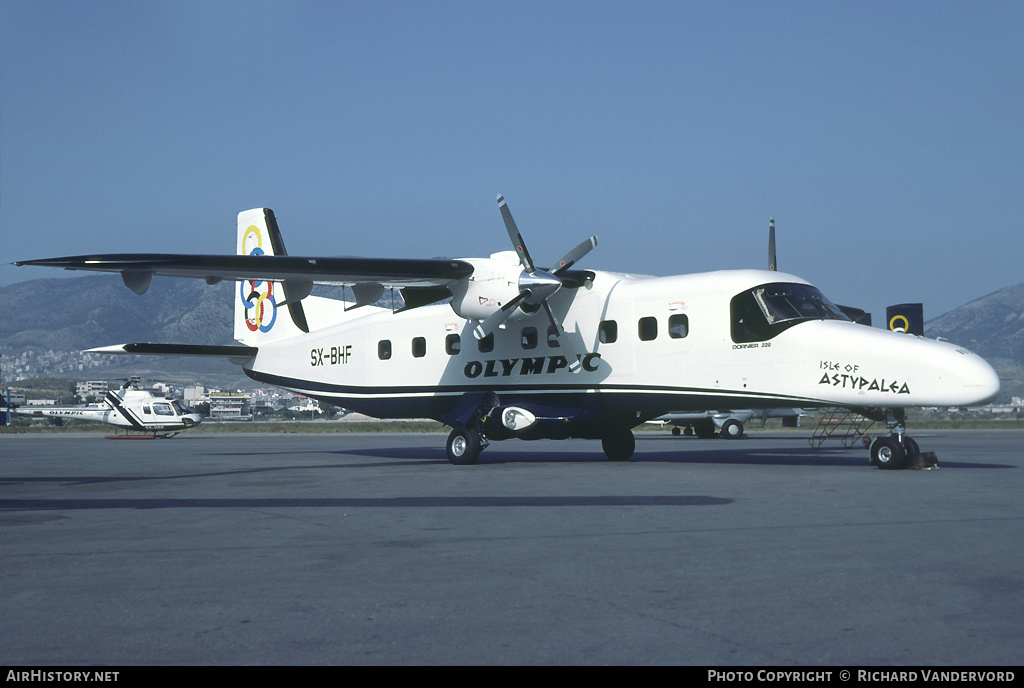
[868,408,922,470]
[442,393,640,465]
[445,423,638,464]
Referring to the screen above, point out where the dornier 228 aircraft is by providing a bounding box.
[16,196,1000,466]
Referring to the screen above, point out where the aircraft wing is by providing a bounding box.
[14,253,475,289]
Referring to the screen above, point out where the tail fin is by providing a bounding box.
[234,209,311,345]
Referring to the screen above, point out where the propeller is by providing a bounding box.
[474,195,598,373]
[768,217,777,271]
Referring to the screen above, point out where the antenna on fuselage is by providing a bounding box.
[768,217,777,271]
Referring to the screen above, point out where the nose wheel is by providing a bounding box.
[869,409,922,470]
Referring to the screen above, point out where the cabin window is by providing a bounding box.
[599,320,617,344]
[378,340,392,360]
[478,333,494,353]
[731,281,850,343]
[445,334,461,355]
[153,403,174,416]
[638,317,658,341]
[546,325,561,348]
[412,337,427,358]
[668,314,689,339]
[521,327,538,350]
[142,405,151,414]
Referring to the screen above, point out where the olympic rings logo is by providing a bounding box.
[239,225,277,333]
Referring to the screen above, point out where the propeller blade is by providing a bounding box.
[541,301,582,373]
[497,194,535,272]
[768,217,777,272]
[551,236,598,275]
[473,291,528,340]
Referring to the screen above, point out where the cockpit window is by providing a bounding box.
[732,282,849,343]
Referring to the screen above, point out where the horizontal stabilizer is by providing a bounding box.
[88,343,258,360]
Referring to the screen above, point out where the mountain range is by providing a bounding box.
[924,282,1024,403]
[2,275,241,388]
[4,274,1023,401]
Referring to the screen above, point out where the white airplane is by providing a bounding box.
[12,379,202,437]
[15,196,1000,466]
[655,407,806,439]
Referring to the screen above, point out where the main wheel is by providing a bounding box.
[871,436,907,470]
[902,436,920,464]
[602,430,635,461]
[720,419,743,439]
[694,419,717,439]
[446,426,481,465]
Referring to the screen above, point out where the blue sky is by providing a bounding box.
[2,1,1021,324]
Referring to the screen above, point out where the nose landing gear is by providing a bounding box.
[868,408,924,470]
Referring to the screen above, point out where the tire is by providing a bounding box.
[602,430,635,461]
[902,436,920,463]
[446,426,481,465]
[871,436,907,470]
[720,419,743,439]
[694,419,717,439]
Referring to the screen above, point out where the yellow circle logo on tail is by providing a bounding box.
[888,314,910,332]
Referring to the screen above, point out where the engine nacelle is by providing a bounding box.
[449,253,525,321]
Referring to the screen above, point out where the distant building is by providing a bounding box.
[76,380,109,397]
[184,386,206,404]
[209,391,251,420]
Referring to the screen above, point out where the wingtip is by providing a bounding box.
[85,344,131,354]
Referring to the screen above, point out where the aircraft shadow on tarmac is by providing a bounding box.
[330,436,1016,470]
[0,494,731,511]
[329,439,872,467]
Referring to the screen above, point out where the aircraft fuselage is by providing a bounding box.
[245,268,999,438]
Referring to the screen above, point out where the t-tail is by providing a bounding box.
[234,209,312,345]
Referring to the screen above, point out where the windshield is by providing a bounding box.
[732,282,850,343]
[754,283,849,324]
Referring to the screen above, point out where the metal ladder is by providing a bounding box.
[809,407,879,449]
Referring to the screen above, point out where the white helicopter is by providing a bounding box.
[16,196,999,465]
[12,378,202,438]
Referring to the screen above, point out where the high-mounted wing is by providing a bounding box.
[14,254,474,290]
[16,200,597,352]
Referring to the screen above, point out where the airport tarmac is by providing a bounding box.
[2,429,1022,666]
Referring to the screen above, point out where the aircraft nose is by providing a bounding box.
[958,351,1001,406]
